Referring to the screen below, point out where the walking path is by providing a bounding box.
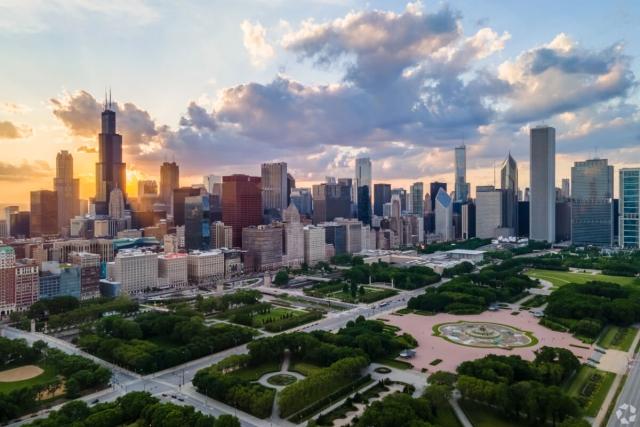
[449,394,473,427]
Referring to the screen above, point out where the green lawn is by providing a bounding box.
[375,358,413,370]
[252,307,305,326]
[526,269,639,289]
[434,402,463,427]
[563,365,616,417]
[228,361,281,382]
[289,362,323,377]
[459,400,519,427]
[0,364,59,394]
[597,326,638,351]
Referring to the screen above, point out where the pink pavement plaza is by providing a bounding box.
[385,311,594,373]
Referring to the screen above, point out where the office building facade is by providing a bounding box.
[529,126,556,242]
[261,162,288,213]
[30,190,58,237]
[222,175,262,248]
[571,159,614,246]
[95,100,126,215]
[374,184,391,217]
[619,168,640,248]
[454,145,469,202]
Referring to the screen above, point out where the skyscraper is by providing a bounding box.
[454,145,469,202]
[475,185,504,239]
[172,187,203,226]
[571,159,614,246]
[312,181,351,223]
[290,188,313,217]
[0,246,16,315]
[108,187,125,219]
[261,162,288,212]
[435,188,453,241]
[185,195,211,251]
[500,153,518,233]
[354,157,372,205]
[410,182,424,216]
[54,150,79,235]
[160,161,180,212]
[373,184,391,216]
[430,182,447,211]
[561,178,571,200]
[95,96,126,215]
[357,185,372,225]
[529,126,556,242]
[30,190,58,237]
[619,168,640,248]
[137,180,158,210]
[222,175,262,247]
[283,204,304,267]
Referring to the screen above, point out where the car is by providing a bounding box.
[177,397,185,402]
[162,393,167,397]
[91,399,99,404]
[171,395,177,399]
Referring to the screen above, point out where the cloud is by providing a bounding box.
[500,34,636,123]
[0,102,31,114]
[0,121,31,139]
[77,145,97,154]
[50,90,160,156]
[241,20,275,67]
[0,160,51,181]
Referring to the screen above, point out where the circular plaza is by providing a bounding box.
[435,321,536,348]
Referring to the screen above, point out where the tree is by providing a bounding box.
[357,393,433,427]
[274,271,290,286]
[358,286,366,297]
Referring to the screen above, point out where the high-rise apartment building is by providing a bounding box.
[211,222,233,249]
[373,184,391,217]
[69,251,101,300]
[303,226,326,266]
[0,247,16,315]
[454,145,469,202]
[410,182,424,216]
[283,204,304,267]
[54,150,80,235]
[529,126,556,242]
[30,190,58,237]
[15,259,38,310]
[95,97,126,215]
[261,162,288,213]
[222,175,262,247]
[242,225,283,272]
[184,195,211,251]
[571,158,614,246]
[290,188,313,218]
[312,182,351,223]
[619,168,640,248]
[160,161,180,212]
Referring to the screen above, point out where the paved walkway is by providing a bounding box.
[450,394,473,427]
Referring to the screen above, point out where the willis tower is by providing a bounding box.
[94,92,126,215]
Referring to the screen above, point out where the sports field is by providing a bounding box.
[526,269,639,289]
[0,364,57,394]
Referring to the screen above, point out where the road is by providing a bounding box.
[2,277,443,427]
[606,350,640,427]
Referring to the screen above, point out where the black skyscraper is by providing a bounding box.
[95,94,126,215]
[357,186,372,225]
[374,183,391,216]
[430,182,447,211]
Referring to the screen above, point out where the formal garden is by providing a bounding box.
[196,290,323,332]
[0,337,111,423]
[22,391,240,427]
[342,263,441,290]
[76,309,255,374]
[304,280,398,304]
[193,316,417,421]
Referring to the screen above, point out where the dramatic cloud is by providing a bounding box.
[0,160,51,181]
[241,20,275,67]
[77,145,97,154]
[0,120,30,139]
[500,34,636,123]
[51,90,160,156]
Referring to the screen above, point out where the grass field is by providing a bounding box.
[597,326,638,351]
[433,402,464,427]
[289,362,324,377]
[526,269,639,289]
[0,364,58,394]
[228,361,281,382]
[251,307,305,326]
[563,365,616,417]
[459,400,518,427]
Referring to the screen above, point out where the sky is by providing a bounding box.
[1,0,639,208]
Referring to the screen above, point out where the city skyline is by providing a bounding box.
[1,1,640,207]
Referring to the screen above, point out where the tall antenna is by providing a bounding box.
[493,161,496,187]
[104,88,108,111]
[108,87,112,110]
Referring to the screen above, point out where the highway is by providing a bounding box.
[607,354,640,427]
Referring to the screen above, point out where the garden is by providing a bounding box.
[304,280,398,304]
[23,391,240,427]
[76,310,255,374]
[526,268,639,289]
[0,337,111,423]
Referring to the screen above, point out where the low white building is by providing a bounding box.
[108,250,158,294]
[158,252,188,288]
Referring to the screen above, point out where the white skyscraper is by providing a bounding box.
[475,185,504,239]
[283,204,304,267]
[108,187,125,220]
[354,157,372,205]
[529,126,556,242]
[454,145,469,202]
[435,188,453,241]
[261,162,288,212]
[109,250,158,294]
[303,225,326,266]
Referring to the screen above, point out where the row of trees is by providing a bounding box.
[0,339,110,423]
[42,297,138,330]
[24,391,240,427]
[77,311,255,373]
[545,281,640,337]
[278,356,368,418]
[344,263,441,290]
[195,290,263,314]
[456,347,582,426]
